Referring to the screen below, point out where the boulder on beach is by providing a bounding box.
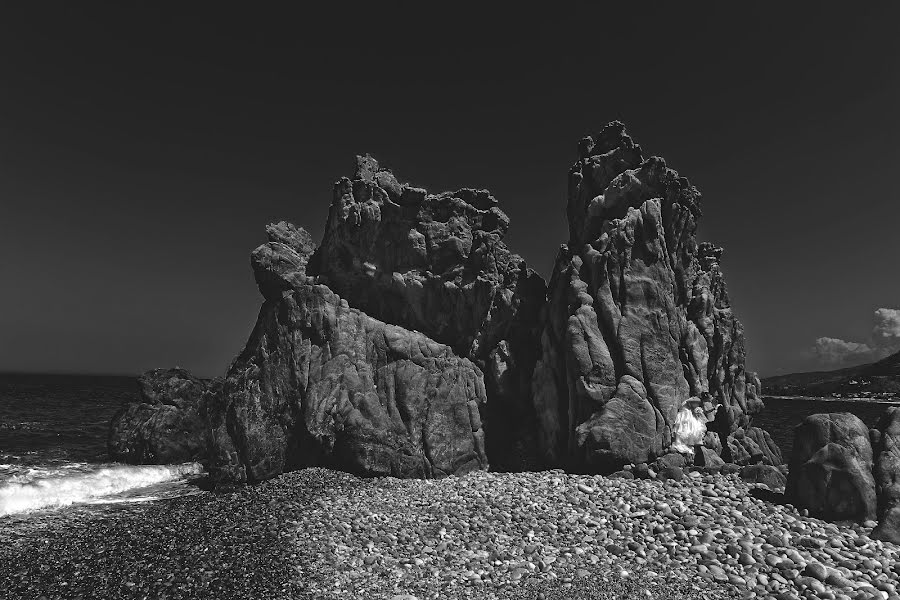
[205,225,489,485]
[311,155,546,471]
[786,412,877,523]
[531,122,769,471]
[108,367,211,465]
[695,446,726,471]
[872,406,900,542]
[741,463,786,491]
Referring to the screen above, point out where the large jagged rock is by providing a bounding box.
[531,122,770,471]
[311,155,546,470]
[111,130,781,487]
[108,367,210,464]
[205,225,489,485]
[786,413,877,522]
[872,407,900,542]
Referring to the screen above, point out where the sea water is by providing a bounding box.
[2,373,897,518]
[758,396,898,458]
[0,373,205,518]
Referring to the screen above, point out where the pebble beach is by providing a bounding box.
[2,467,899,600]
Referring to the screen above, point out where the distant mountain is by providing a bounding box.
[762,350,900,398]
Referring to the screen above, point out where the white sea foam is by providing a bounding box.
[0,463,204,516]
[0,462,93,485]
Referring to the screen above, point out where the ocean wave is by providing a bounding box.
[0,461,93,485]
[0,463,204,516]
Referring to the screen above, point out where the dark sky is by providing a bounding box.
[1,4,898,378]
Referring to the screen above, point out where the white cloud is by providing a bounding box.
[809,307,900,369]
[873,308,900,346]
[812,337,876,367]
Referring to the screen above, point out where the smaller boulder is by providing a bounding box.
[741,464,786,491]
[108,368,210,465]
[656,466,684,482]
[695,446,725,472]
[654,452,689,472]
[721,463,741,475]
[633,462,651,479]
[786,413,877,523]
[872,407,900,543]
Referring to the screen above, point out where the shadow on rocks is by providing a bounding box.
[749,486,786,504]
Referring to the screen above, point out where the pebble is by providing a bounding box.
[804,561,828,581]
[4,466,899,600]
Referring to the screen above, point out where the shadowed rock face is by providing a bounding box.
[206,225,488,484]
[312,156,546,470]
[786,412,877,523]
[108,368,210,465]
[531,122,768,471]
[873,407,900,542]
[745,426,783,467]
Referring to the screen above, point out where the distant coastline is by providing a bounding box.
[761,349,900,401]
[763,394,900,405]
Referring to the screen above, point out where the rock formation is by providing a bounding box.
[872,407,900,542]
[205,222,488,484]
[311,156,546,471]
[109,122,786,487]
[786,413,877,522]
[530,122,774,472]
[108,367,211,465]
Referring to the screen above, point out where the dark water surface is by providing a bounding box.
[1,373,204,517]
[757,396,897,459]
[2,374,898,517]
[0,373,138,467]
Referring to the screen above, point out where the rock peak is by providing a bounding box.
[698,241,724,271]
[535,124,773,472]
[265,221,315,257]
[578,120,642,160]
[354,153,381,181]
